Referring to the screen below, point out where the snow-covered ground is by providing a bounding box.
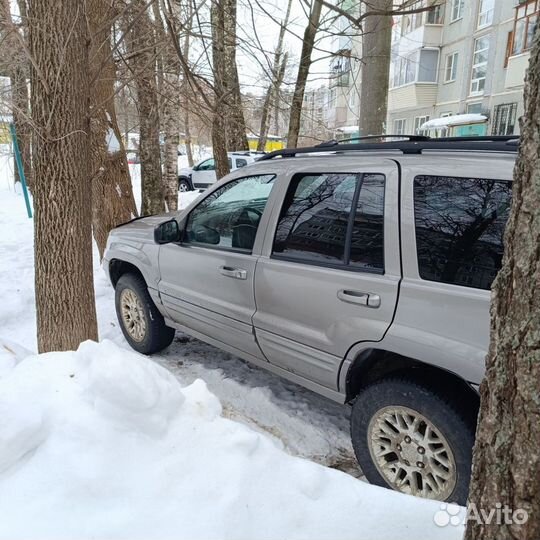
[0,159,465,539]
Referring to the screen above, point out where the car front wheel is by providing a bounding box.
[178,177,192,192]
[115,273,175,354]
[350,376,475,505]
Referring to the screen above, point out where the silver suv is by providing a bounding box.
[104,137,518,505]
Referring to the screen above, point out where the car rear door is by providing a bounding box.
[158,173,276,359]
[252,159,401,389]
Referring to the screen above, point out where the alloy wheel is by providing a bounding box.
[367,405,457,500]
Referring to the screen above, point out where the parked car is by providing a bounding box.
[104,136,518,505]
[178,152,257,192]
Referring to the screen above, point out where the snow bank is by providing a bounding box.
[0,340,463,540]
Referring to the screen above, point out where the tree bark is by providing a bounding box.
[162,84,180,211]
[222,0,248,151]
[211,0,248,156]
[464,29,540,540]
[359,0,392,137]
[0,0,32,190]
[210,0,231,178]
[125,0,165,216]
[286,0,323,148]
[88,0,138,259]
[29,0,98,352]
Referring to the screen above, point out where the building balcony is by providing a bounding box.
[505,52,530,89]
[392,24,443,55]
[388,83,438,112]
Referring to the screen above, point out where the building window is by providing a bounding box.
[491,103,518,135]
[445,52,458,82]
[477,0,494,28]
[470,36,490,95]
[391,52,416,87]
[450,0,464,22]
[426,4,444,24]
[394,119,407,135]
[391,49,439,87]
[330,51,351,87]
[467,102,483,114]
[414,116,430,135]
[511,0,539,56]
[441,112,453,118]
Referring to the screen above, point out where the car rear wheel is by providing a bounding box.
[350,377,475,505]
[115,273,175,354]
[178,178,192,192]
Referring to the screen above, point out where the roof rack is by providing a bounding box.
[256,135,520,161]
[316,134,431,147]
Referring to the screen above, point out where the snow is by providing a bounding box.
[420,114,488,130]
[0,339,465,540]
[0,160,465,540]
[106,127,121,154]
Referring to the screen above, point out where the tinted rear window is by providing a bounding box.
[414,175,512,290]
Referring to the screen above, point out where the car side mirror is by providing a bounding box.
[154,219,181,244]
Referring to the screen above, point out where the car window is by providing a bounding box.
[228,157,232,169]
[272,172,386,271]
[350,174,385,271]
[198,158,215,171]
[185,174,276,252]
[414,175,512,290]
[235,158,248,168]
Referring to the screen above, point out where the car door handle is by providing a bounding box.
[219,266,247,280]
[337,289,381,308]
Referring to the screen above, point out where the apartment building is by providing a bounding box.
[325,0,361,138]
[388,0,534,137]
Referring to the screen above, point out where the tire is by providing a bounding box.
[178,177,192,192]
[115,273,175,355]
[350,376,475,505]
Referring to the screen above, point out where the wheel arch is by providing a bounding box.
[178,175,193,190]
[344,348,480,418]
[109,258,146,288]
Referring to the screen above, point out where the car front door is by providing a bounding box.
[191,158,217,188]
[252,160,401,390]
[158,173,276,359]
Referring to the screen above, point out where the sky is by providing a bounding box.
[235,0,341,94]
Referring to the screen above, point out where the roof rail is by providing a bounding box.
[256,136,520,161]
[316,134,431,147]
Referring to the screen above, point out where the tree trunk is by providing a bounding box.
[184,106,194,167]
[464,30,540,540]
[286,0,323,148]
[125,0,165,215]
[162,86,180,211]
[88,0,138,259]
[210,0,231,178]
[0,0,32,190]
[181,2,194,167]
[211,0,248,155]
[222,0,248,151]
[29,0,98,352]
[257,0,292,152]
[212,109,229,180]
[359,0,392,137]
